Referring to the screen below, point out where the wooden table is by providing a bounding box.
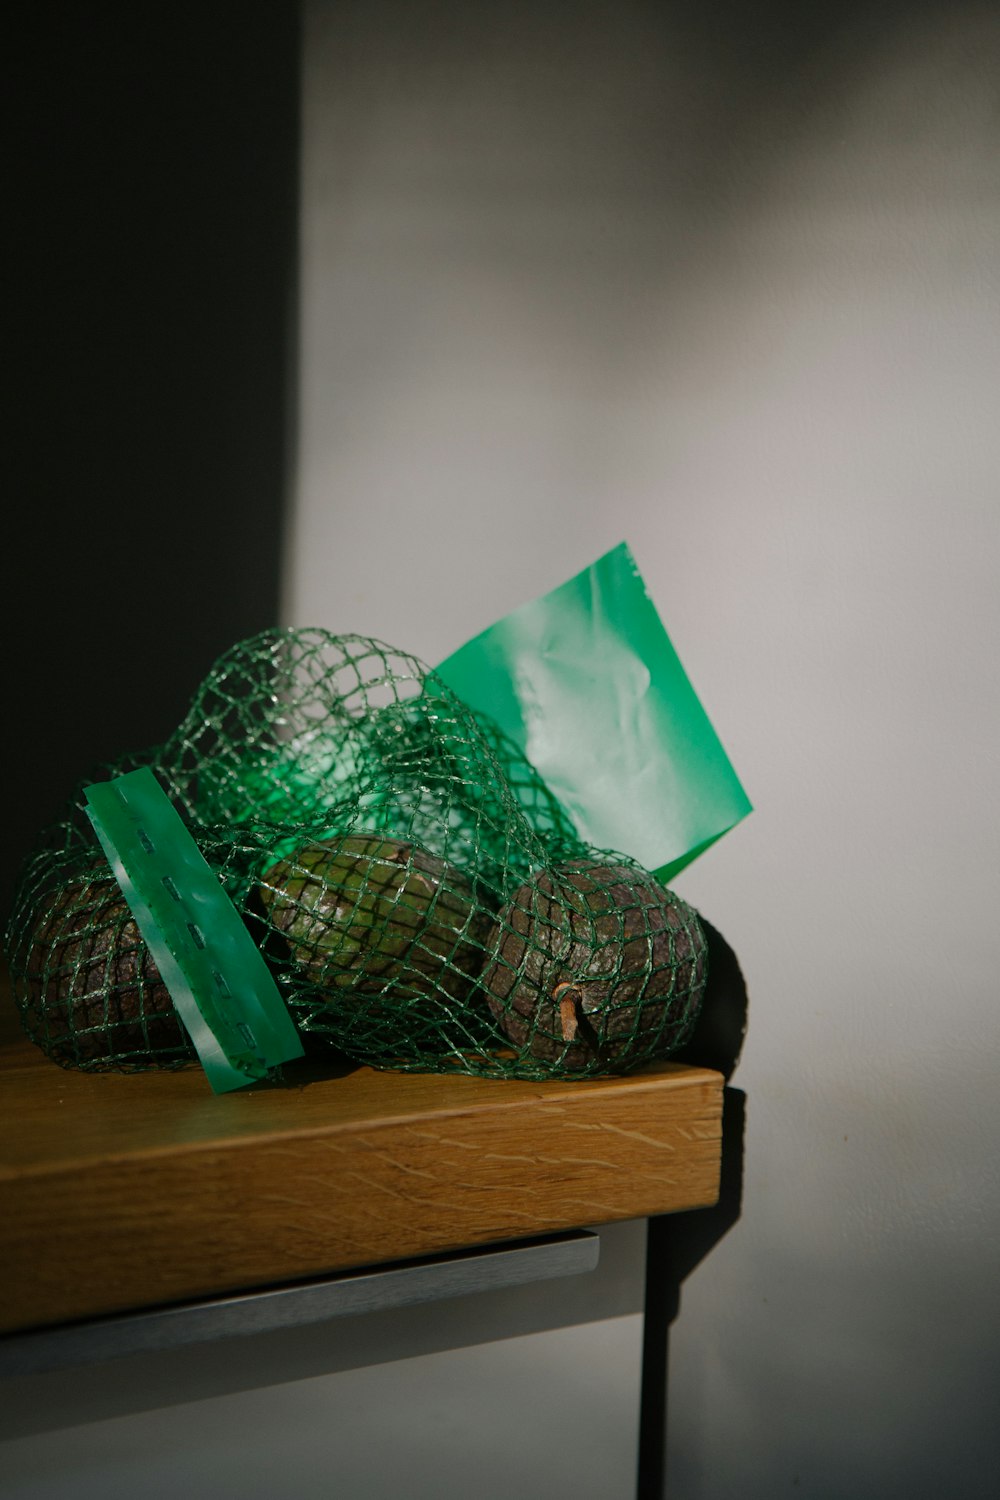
[0,979,723,1339]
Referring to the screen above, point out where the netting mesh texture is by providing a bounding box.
[5,631,708,1081]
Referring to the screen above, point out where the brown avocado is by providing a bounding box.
[480,860,707,1071]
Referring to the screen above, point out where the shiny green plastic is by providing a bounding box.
[435,541,752,883]
[83,768,304,1092]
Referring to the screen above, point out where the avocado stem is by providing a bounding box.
[553,981,582,1042]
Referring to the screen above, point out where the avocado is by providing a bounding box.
[480,860,707,1071]
[259,834,487,1003]
[22,876,191,1067]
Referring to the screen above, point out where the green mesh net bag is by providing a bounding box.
[4,630,707,1081]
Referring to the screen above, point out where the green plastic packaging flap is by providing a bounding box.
[435,541,752,883]
[84,768,304,1092]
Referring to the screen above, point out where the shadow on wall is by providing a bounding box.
[639,919,748,1498]
[674,918,747,1083]
[665,917,749,1305]
[5,2,302,917]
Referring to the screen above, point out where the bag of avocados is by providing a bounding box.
[5,545,746,1082]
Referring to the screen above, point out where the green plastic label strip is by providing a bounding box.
[84,767,304,1093]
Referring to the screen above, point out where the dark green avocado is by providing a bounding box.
[23,876,190,1066]
[260,833,487,1002]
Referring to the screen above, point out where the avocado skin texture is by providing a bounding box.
[260,835,487,1002]
[23,877,190,1067]
[481,861,707,1071]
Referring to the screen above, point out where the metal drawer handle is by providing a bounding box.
[0,1231,600,1377]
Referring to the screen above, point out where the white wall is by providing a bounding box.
[290,4,1000,1496]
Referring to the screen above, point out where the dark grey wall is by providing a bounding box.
[5,2,301,914]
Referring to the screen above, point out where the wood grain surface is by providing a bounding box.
[0,982,722,1335]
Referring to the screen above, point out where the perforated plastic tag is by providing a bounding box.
[84,768,304,1092]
